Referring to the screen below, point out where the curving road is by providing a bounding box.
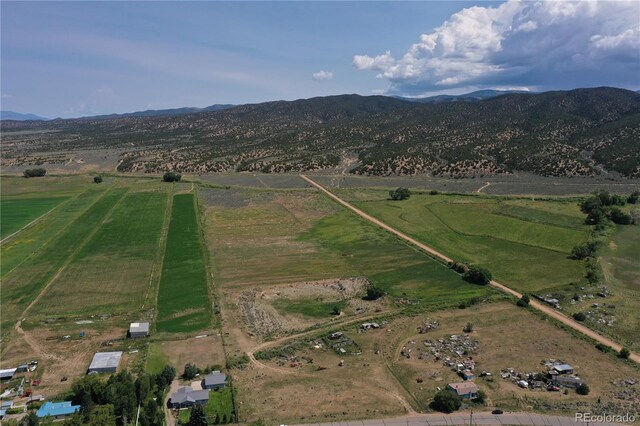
[299,175,639,364]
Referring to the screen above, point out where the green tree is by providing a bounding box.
[187,404,209,426]
[571,241,598,259]
[87,405,117,426]
[573,312,587,322]
[157,365,177,389]
[389,187,411,201]
[474,389,487,403]
[516,294,530,307]
[431,390,461,413]
[363,284,385,301]
[609,207,633,225]
[135,375,151,404]
[576,383,590,395]
[463,265,492,285]
[183,363,199,380]
[23,168,47,178]
[163,172,182,182]
[21,412,40,426]
[93,176,103,184]
[618,348,631,359]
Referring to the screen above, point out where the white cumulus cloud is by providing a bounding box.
[353,0,640,95]
[312,70,334,81]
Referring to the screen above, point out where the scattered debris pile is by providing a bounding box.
[535,294,561,309]
[417,318,439,334]
[324,332,361,356]
[500,360,587,392]
[611,378,639,402]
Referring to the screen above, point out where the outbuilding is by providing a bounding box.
[0,368,17,380]
[202,371,227,390]
[129,322,150,338]
[553,375,586,389]
[551,364,574,375]
[447,382,479,399]
[88,351,123,374]
[36,401,80,419]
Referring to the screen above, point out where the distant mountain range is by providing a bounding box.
[396,89,532,104]
[2,87,639,178]
[0,111,49,121]
[82,104,235,120]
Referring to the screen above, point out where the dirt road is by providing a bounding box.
[300,174,639,364]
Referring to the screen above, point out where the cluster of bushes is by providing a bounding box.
[163,172,182,182]
[430,389,486,413]
[579,190,634,225]
[516,294,530,307]
[389,187,411,201]
[458,297,481,309]
[449,262,492,285]
[94,176,103,184]
[570,241,599,260]
[225,353,250,370]
[183,363,224,380]
[363,284,386,301]
[23,168,46,178]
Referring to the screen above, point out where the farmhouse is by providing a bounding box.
[36,401,80,419]
[88,351,123,374]
[202,371,227,390]
[447,382,479,399]
[0,368,17,380]
[169,386,209,409]
[129,322,150,338]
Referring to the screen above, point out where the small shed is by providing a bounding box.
[447,382,479,399]
[36,401,80,419]
[129,322,150,338]
[202,371,227,390]
[0,368,17,380]
[461,369,475,381]
[1,401,14,410]
[88,351,123,374]
[551,364,574,375]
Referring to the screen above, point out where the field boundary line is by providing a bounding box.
[17,187,129,322]
[1,202,63,245]
[299,174,640,364]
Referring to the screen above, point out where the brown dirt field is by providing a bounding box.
[158,335,226,370]
[1,326,130,397]
[377,302,639,414]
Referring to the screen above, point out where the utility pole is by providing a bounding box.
[470,409,473,426]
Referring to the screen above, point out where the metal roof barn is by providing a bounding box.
[88,351,123,373]
[129,322,150,338]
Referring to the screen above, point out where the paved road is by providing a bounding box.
[292,412,625,426]
[299,175,639,364]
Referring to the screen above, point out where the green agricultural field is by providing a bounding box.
[272,299,348,319]
[0,186,128,332]
[1,196,69,239]
[157,193,211,333]
[30,190,169,317]
[338,190,591,294]
[206,189,493,306]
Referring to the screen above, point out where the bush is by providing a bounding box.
[463,322,474,333]
[571,241,598,259]
[628,191,639,204]
[331,306,341,316]
[163,171,182,182]
[226,353,250,369]
[516,294,530,307]
[474,389,487,404]
[93,176,103,183]
[389,187,411,201]
[23,168,46,178]
[429,189,439,195]
[363,284,385,301]
[618,348,631,359]
[449,262,469,274]
[609,207,633,225]
[572,312,587,322]
[595,343,613,353]
[431,390,461,413]
[576,383,590,395]
[6,407,24,414]
[463,265,492,285]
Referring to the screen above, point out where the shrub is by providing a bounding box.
[93,176,103,183]
[389,187,411,201]
[363,284,385,301]
[609,207,633,225]
[23,168,46,178]
[463,265,492,285]
[576,383,590,395]
[226,353,250,369]
[516,294,530,307]
[474,389,487,404]
[431,390,461,413]
[618,348,631,359]
[163,171,182,182]
[595,343,613,353]
[429,189,439,195]
[570,241,598,259]
[463,322,474,333]
[331,306,341,316]
[450,262,469,274]
[628,191,639,204]
[572,312,587,322]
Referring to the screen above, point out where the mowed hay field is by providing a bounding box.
[28,189,169,318]
[339,190,590,294]
[156,193,211,333]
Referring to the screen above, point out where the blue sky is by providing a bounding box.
[1,1,638,118]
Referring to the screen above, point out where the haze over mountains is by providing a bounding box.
[2,87,639,178]
[0,111,49,121]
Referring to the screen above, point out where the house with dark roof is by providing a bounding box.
[447,382,479,399]
[168,386,209,409]
[202,371,227,390]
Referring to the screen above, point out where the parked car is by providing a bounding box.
[492,409,504,415]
